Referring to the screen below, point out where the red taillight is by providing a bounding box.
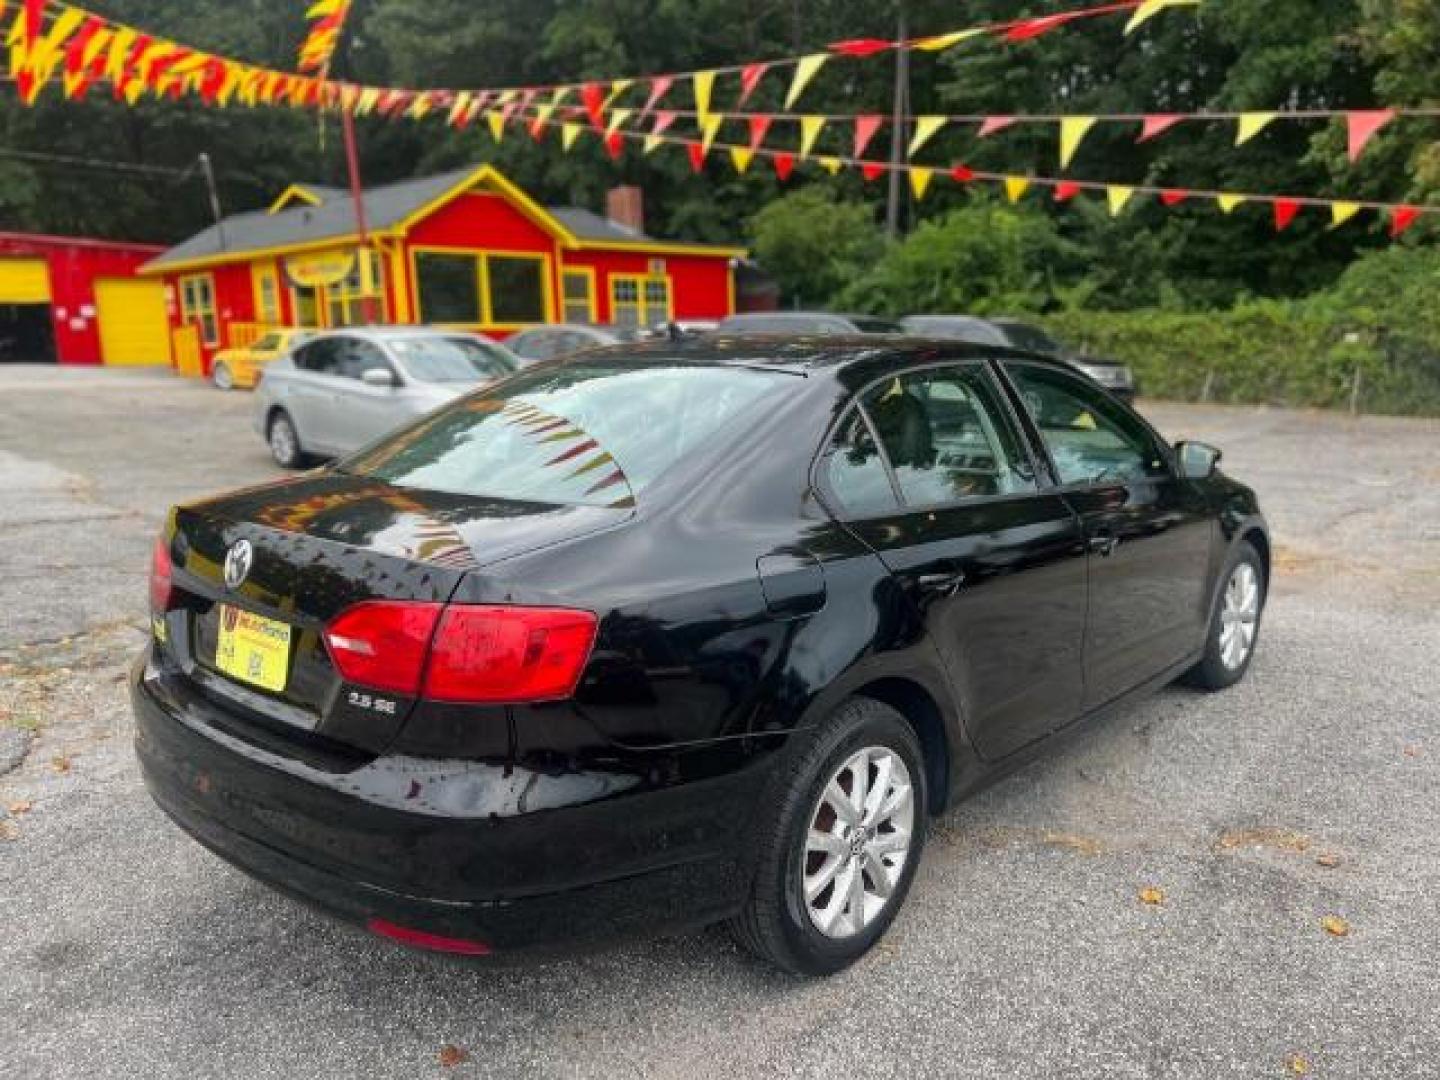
[425,606,598,703]
[150,537,174,612]
[366,917,492,956]
[323,601,444,696]
[322,601,598,704]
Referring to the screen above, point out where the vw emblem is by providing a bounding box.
[224,540,254,591]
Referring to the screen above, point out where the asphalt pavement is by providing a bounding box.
[1,364,1437,1079]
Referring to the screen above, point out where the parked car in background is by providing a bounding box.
[211,329,310,391]
[506,324,645,366]
[900,315,1138,401]
[139,337,1267,974]
[718,311,904,335]
[253,327,517,467]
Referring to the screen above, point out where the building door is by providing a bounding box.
[0,257,54,363]
[94,279,171,366]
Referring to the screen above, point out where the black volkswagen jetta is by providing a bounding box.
[133,336,1268,975]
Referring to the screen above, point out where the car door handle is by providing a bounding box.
[1087,531,1121,557]
[916,570,967,596]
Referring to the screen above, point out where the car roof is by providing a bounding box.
[302,326,491,342]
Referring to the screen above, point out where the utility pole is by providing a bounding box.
[885,1,910,240]
[341,104,378,325]
[197,153,227,252]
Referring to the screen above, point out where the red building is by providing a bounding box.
[0,233,168,366]
[142,165,746,376]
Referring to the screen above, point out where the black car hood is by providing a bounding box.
[186,470,633,573]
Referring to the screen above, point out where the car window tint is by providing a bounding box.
[824,408,899,516]
[861,365,1036,507]
[513,331,554,360]
[1004,362,1168,486]
[294,338,341,374]
[334,338,391,380]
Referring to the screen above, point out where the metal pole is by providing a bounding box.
[885,2,910,240]
[197,153,227,251]
[341,104,379,325]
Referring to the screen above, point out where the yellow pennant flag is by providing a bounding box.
[692,70,716,123]
[1216,193,1246,214]
[1005,176,1031,204]
[1235,112,1277,145]
[1330,201,1362,227]
[448,91,473,126]
[914,28,984,51]
[532,102,557,129]
[1107,185,1136,215]
[908,116,947,158]
[1059,116,1098,169]
[784,53,829,110]
[603,78,632,108]
[104,28,138,84]
[701,114,724,155]
[819,156,843,176]
[561,122,582,150]
[910,167,934,200]
[1124,0,1200,35]
[798,116,826,159]
[409,92,434,119]
[356,86,380,115]
[643,133,664,155]
[487,109,506,142]
[729,147,754,174]
[605,108,633,137]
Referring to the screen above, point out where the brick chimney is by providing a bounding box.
[605,186,645,234]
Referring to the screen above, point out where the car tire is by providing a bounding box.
[1185,540,1266,691]
[267,410,307,470]
[212,362,234,391]
[729,697,927,976]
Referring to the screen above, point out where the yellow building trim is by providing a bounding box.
[140,230,402,278]
[575,239,748,258]
[251,260,283,324]
[0,257,51,303]
[383,238,412,323]
[409,244,557,331]
[559,265,598,323]
[725,264,736,316]
[267,184,326,214]
[393,165,581,249]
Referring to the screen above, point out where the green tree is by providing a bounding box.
[748,188,885,307]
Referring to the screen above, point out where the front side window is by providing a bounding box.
[1004,362,1168,486]
[344,363,788,509]
[294,338,342,375]
[860,366,1036,508]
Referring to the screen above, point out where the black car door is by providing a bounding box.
[1000,361,1217,710]
[816,360,1089,761]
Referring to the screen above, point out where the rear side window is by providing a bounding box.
[824,409,899,516]
[344,362,788,508]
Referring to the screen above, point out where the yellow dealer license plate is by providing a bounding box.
[215,605,292,693]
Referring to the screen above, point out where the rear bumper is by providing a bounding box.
[132,651,769,955]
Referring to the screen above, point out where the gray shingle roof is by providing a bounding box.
[145,166,734,272]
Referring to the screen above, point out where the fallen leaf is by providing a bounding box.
[438,1045,469,1068]
[1403,745,1422,758]
[7,800,33,817]
[1288,1052,1311,1075]
[51,756,72,775]
[1315,852,1341,869]
[1322,915,1350,937]
[1139,886,1165,906]
[0,820,19,842]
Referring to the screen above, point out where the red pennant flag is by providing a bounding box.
[1273,199,1301,231]
[739,63,769,106]
[642,75,674,116]
[950,163,975,183]
[829,37,893,57]
[1391,205,1421,238]
[861,161,886,182]
[1054,181,1082,203]
[1346,110,1395,163]
[605,131,624,160]
[1138,115,1184,143]
[529,115,548,140]
[1160,189,1190,207]
[581,82,606,129]
[854,115,884,158]
[748,114,773,151]
[687,142,707,173]
[773,152,796,181]
[978,116,1017,138]
[22,0,44,44]
[1004,13,1080,41]
[652,110,678,137]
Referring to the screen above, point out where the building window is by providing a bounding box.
[179,274,218,345]
[610,274,671,329]
[415,252,481,324]
[561,269,595,324]
[328,250,385,328]
[291,286,320,327]
[252,262,282,325]
[487,255,546,325]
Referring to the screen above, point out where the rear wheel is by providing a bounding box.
[730,697,926,975]
[212,362,234,391]
[1186,541,1265,690]
[267,410,306,469]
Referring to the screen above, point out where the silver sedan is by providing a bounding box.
[253,327,518,468]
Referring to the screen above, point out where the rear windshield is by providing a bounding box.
[390,336,517,383]
[343,361,787,508]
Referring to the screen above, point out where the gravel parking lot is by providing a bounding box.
[2,364,1437,1079]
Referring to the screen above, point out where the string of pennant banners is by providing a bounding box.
[4,0,1433,236]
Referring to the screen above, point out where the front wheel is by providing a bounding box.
[729,697,927,976]
[1186,541,1266,690]
[267,410,306,469]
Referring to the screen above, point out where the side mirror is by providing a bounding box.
[361,367,396,389]
[1175,440,1222,480]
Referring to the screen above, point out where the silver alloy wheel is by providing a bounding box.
[802,746,915,939]
[269,416,298,465]
[212,363,233,390]
[1218,561,1261,670]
